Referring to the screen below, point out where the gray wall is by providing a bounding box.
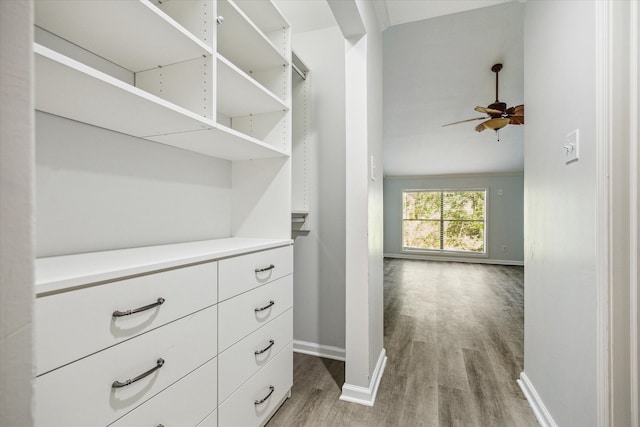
[384,173,524,264]
[523,1,598,425]
[289,25,347,352]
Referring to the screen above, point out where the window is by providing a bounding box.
[402,189,486,254]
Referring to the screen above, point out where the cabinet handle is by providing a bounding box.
[255,339,275,355]
[254,385,275,405]
[255,300,275,312]
[255,264,275,273]
[112,358,165,388]
[112,297,165,317]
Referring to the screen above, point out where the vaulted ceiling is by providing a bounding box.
[275,0,524,176]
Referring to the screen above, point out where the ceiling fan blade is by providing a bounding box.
[474,106,503,115]
[508,115,524,125]
[475,118,510,133]
[442,116,487,127]
[505,104,524,116]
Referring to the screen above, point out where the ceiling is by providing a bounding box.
[375,0,515,30]
[274,0,525,176]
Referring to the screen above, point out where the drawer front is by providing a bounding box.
[36,261,218,375]
[218,343,293,427]
[218,275,293,351]
[36,306,217,427]
[218,245,292,301]
[218,309,292,403]
[110,357,217,427]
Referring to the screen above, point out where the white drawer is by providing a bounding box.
[36,261,217,375]
[218,275,293,351]
[36,306,217,427]
[218,309,292,403]
[110,357,217,427]
[218,245,292,301]
[218,343,293,427]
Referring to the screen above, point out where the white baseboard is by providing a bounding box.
[384,252,524,266]
[517,371,558,427]
[340,348,387,406]
[293,339,346,361]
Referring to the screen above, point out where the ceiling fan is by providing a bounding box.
[442,63,524,139]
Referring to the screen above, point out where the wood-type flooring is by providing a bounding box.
[267,259,539,426]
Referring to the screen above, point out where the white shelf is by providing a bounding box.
[217,0,288,73]
[148,124,289,160]
[233,0,289,35]
[35,44,212,136]
[35,0,212,72]
[35,238,294,296]
[35,44,287,161]
[217,54,288,117]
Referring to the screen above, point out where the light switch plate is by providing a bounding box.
[565,129,579,164]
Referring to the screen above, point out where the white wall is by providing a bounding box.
[523,2,598,425]
[36,112,232,257]
[609,1,639,425]
[0,1,34,425]
[339,0,385,402]
[288,25,347,353]
[384,173,524,264]
[361,0,385,389]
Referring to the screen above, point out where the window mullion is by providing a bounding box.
[439,192,444,250]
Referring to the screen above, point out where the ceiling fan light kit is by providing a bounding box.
[443,63,524,141]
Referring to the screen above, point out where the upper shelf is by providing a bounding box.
[35,44,288,161]
[217,0,288,73]
[233,0,289,35]
[147,124,289,160]
[217,54,288,118]
[35,0,212,72]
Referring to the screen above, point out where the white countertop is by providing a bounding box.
[36,237,293,295]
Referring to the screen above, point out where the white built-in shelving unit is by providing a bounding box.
[33,0,293,425]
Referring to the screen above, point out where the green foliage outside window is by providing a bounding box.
[403,190,486,253]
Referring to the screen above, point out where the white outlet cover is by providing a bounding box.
[565,129,579,164]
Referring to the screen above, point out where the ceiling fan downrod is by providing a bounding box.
[492,63,502,102]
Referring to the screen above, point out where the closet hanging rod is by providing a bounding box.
[292,62,306,80]
[292,51,308,80]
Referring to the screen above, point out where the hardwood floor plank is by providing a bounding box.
[267,259,539,427]
[438,385,479,427]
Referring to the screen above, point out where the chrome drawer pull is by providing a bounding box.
[255,264,275,273]
[112,358,165,388]
[254,385,275,405]
[112,297,165,317]
[255,300,275,312]
[255,339,275,355]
